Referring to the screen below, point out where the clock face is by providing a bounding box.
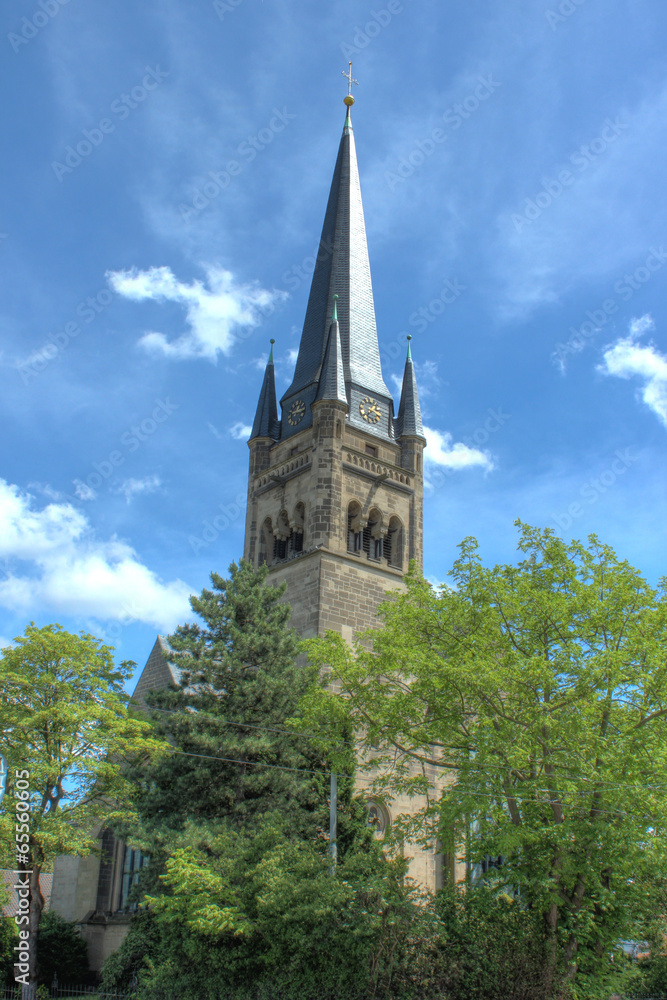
[359,396,381,424]
[287,399,306,426]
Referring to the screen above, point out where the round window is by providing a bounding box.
[366,801,390,839]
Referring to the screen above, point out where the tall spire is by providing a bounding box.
[396,337,424,439]
[281,87,390,424]
[250,340,280,440]
[315,296,347,406]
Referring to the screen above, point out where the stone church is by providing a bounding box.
[50,90,446,972]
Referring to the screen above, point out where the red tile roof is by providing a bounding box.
[0,870,52,918]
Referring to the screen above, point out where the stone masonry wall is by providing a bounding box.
[243,407,451,892]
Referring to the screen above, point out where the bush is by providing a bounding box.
[0,916,18,983]
[636,953,667,994]
[101,834,444,1000]
[100,909,161,991]
[435,885,567,1000]
[36,911,89,985]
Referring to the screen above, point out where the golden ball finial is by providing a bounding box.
[344,94,355,107]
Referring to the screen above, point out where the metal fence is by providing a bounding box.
[2,993,363,1000]
[2,987,364,1000]
[5,985,666,1000]
[2,989,130,1000]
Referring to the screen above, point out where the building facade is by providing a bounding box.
[49,637,170,971]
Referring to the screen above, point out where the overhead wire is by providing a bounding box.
[163,747,663,823]
[147,705,357,747]
[169,747,333,777]
[147,706,667,794]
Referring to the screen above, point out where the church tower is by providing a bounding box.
[47,86,435,971]
[244,93,426,646]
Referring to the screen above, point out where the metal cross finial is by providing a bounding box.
[342,61,358,98]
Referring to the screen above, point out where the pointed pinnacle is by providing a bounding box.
[406,335,412,360]
[332,294,338,323]
[269,338,275,364]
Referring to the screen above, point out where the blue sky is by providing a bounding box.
[1,0,666,684]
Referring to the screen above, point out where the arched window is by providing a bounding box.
[119,844,149,913]
[291,502,305,554]
[347,501,364,553]
[366,801,391,840]
[471,854,506,887]
[273,509,291,562]
[259,517,274,567]
[384,515,404,569]
[366,507,384,561]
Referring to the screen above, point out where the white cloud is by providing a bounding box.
[230,422,252,440]
[0,480,191,632]
[208,422,224,440]
[28,483,68,502]
[15,346,57,370]
[423,426,495,483]
[0,636,14,650]
[113,475,163,504]
[107,265,288,361]
[598,315,667,427]
[416,360,440,396]
[628,315,657,338]
[73,479,97,501]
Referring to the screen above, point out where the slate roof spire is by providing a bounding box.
[315,295,348,406]
[281,99,390,408]
[250,339,280,440]
[395,336,425,439]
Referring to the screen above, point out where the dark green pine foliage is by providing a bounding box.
[138,561,337,838]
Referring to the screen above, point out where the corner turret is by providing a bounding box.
[250,339,280,443]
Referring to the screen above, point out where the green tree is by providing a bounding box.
[0,623,166,995]
[104,823,433,1000]
[134,560,353,839]
[0,915,18,985]
[108,561,386,996]
[306,523,667,990]
[435,885,567,1000]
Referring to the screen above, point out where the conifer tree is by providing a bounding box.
[135,560,347,839]
[107,562,376,995]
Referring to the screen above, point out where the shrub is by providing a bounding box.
[0,916,18,984]
[36,911,89,985]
